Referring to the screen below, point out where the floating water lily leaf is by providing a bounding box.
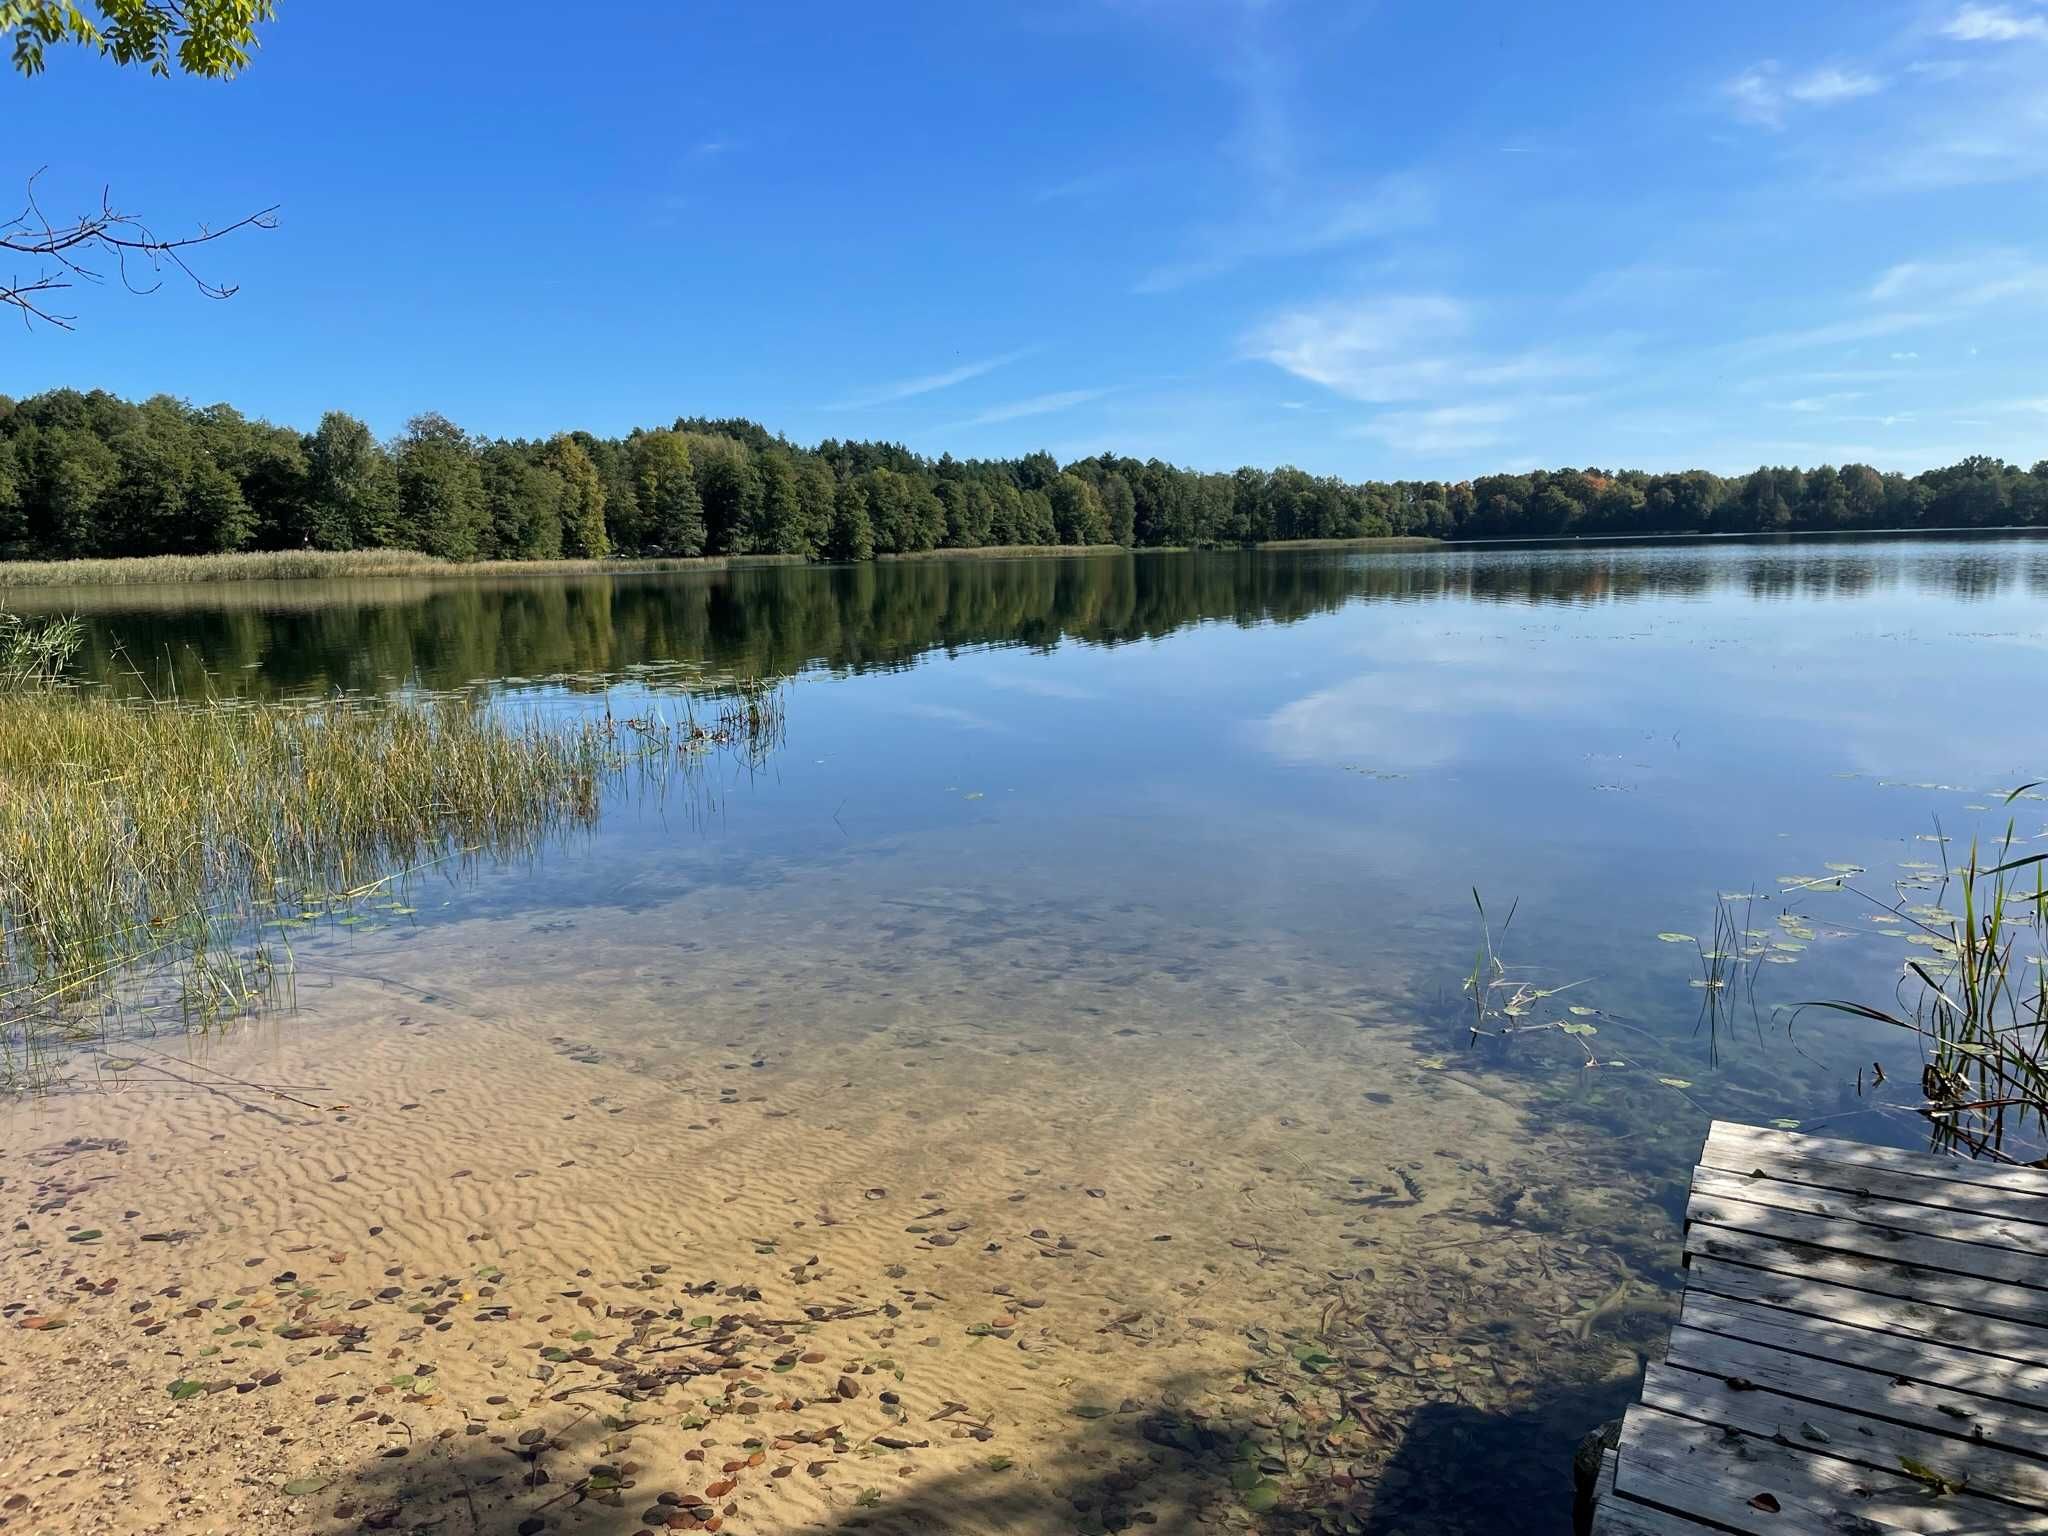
[1568,1005,1597,1016]
[167,1379,204,1400]
[1824,862,1864,874]
[1657,1077,1693,1089]
[1655,933,1693,943]
[282,1476,329,1496]
[1415,1056,1448,1070]
[66,1229,103,1243]
[1071,1404,1111,1419]
[1561,1022,1597,1037]
[1771,1118,1801,1129]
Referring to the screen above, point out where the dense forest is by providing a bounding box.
[1,388,2045,564]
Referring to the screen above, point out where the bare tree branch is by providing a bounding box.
[2,166,278,330]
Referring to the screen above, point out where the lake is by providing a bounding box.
[6,532,2046,1535]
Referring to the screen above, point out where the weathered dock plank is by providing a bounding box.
[1590,1121,2048,1534]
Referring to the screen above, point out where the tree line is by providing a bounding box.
[1,388,2044,564]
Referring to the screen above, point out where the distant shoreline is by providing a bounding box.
[0,539,1441,589]
[1439,523,2048,548]
[1,526,2040,591]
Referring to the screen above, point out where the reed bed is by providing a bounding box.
[1801,795,2048,1162]
[0,549,804,589]
[0,609,785,1086]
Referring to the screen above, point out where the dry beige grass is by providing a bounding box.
[0,549,805,588]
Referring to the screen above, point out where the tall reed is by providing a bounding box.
[0,607,785,1086]
[1801,790,2048,1162]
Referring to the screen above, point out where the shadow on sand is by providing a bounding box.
[321,1360,1640,1536]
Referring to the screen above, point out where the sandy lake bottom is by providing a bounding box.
[1,883,1677,1536]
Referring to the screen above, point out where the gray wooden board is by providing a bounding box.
[1614,1403,2036,1534]
[1703,1126,2048,1229]
[1687,1255,2048,1369]
[1681,1289,2048,1415]
[1665,1321,2048,1459]
[1685,1208,2048,1328]
[1641,1358,2048,1510]
[1711,1121,2048,1200]
[1687,1183,2048,1293]
[1692,1163,2048,1259]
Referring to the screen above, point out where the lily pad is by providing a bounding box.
[282,1476,330,1496]
[1655,933,1693,943]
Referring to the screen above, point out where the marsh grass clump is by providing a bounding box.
[1800,791,2048,1163]
[0,608,82,686]
[0,624,786,1086]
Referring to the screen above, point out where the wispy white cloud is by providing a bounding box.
[943,388,1112,430]
[1569,263,1714,308]
[1728,310,1937,358]
[1789,65,1886,103]
[828,348,1037,410]
[1943,4,2048,43]
[1726,61,1884,128]
[1772,391,1868,413]
[1346,402,1523,456]
[1132,173,1435,293]
[1244,293,1609,405]
[1245,294,1468,401]
[1868,251,2048,306]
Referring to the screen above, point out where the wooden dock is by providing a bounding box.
[1590,1119,2048,1535]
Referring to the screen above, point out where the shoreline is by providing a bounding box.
[1,524,2035,593]
[0,541,1443,591]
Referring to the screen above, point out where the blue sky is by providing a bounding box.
[7,0,2048,479]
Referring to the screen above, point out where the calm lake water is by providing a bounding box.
[15,532,2048,1532]
[33,531,2048,1167]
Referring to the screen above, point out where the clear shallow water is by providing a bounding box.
[34,534,2048,1138]
[38,533,2048,1125]
[18,533,2048,1532]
